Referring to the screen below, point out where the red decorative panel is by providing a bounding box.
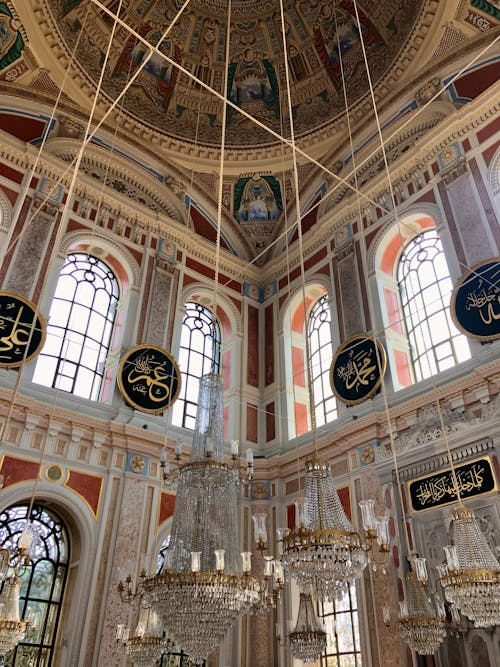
[222,350,231,390]
[224,405,229,440]
[265,402,275,442]
[398,577,404,602]
[405,520,413,551]
[454,62,500,103]
[186,256,215,280]
[415,189,436,204]
[394,349,411,387]
[478,116,500,144]
[393,544,400,569]
[287,504,296,530]
[290,197,320,242]
[291,297,313,333]
[292,346,305,387]
[483,140,500,168]
[265,304,274,386]
[158,491,176,526]
[384,288,403,333]
[247,305,259,387]
[0,113,47,143]
[294,402,308,436]
[0,185,19,206]
[287,248,328,282]
[190,207,230,251]
[336,485,352,522]
[246,403,258,443]
[64,471,103,518]
[0,456,40,488]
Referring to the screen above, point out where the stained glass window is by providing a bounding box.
[33,253,120,400]
[397,230,470,381]
[172,302,221,430]
[0,504,69,667]
[320,583,362,667]
[307,295,337,427]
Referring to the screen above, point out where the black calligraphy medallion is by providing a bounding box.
[330,334,386,405]
[117,344,181,414]
[451,257,500,341]
[0,292,46,367]
[408,458,496,513]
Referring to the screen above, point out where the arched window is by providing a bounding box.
[307,295,337,427]
[172,302,221,430]
[32,253,120,400]
[397,230,470,381]
[320,582,361,666]
[0,503,70,666]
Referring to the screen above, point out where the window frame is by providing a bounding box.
[32,252,120,401]
[172,302,221,430]
[397,229,470,381]
[307,294,337,428]
[0,503,70,667]
[319,582,362,667]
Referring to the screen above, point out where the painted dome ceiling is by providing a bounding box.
[51,0,427,149]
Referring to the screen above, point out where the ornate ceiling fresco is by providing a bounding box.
[50,0,426,149]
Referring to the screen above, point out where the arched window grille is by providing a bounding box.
[320,582,362,666]
[33,253,120,400]
[397,230,470,381]
[307,295,337,427]
[172,302,221,430]
[0,503,70,666]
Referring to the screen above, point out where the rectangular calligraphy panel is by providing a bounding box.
[408,457,496,513]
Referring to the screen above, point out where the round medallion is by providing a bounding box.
[117,344,181,414]
[129,454,147,474]
[46,465,63,482]
[450,257,500,341]
[330,334,386,406]
[0,292,46,367]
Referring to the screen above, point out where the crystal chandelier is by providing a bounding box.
[141,373,266,664]
[117,606,173,667]
[399,570,446,655]
[0,523,39,656]
[281,456,389,601]
[437,507,500,628]
[288,591,327,663]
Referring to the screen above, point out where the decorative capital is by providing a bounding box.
[155,255,177,274]
[442,157,468,184]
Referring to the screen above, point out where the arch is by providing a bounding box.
[177,282,242,338]
[0,187,12,232]
[0,482,98,667]
[369,203,445,275]
[373,211,470,389]
[44,138,186,224]
[281,279,337,438]
[59,229,141,287]
[488,144,500,221]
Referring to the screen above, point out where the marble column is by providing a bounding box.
[247,506,273,667]
[144,255,177,348]
[96,475,151,667]
[4,194,60,298]
[334,241,365,340]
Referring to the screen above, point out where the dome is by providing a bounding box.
[47,0,427,154]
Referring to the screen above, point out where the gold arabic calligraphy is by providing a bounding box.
[414,462,486,508]
[127,354,171,403]
[465,270,500,327]
[337,348,377,392]
[0,304,35,360]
